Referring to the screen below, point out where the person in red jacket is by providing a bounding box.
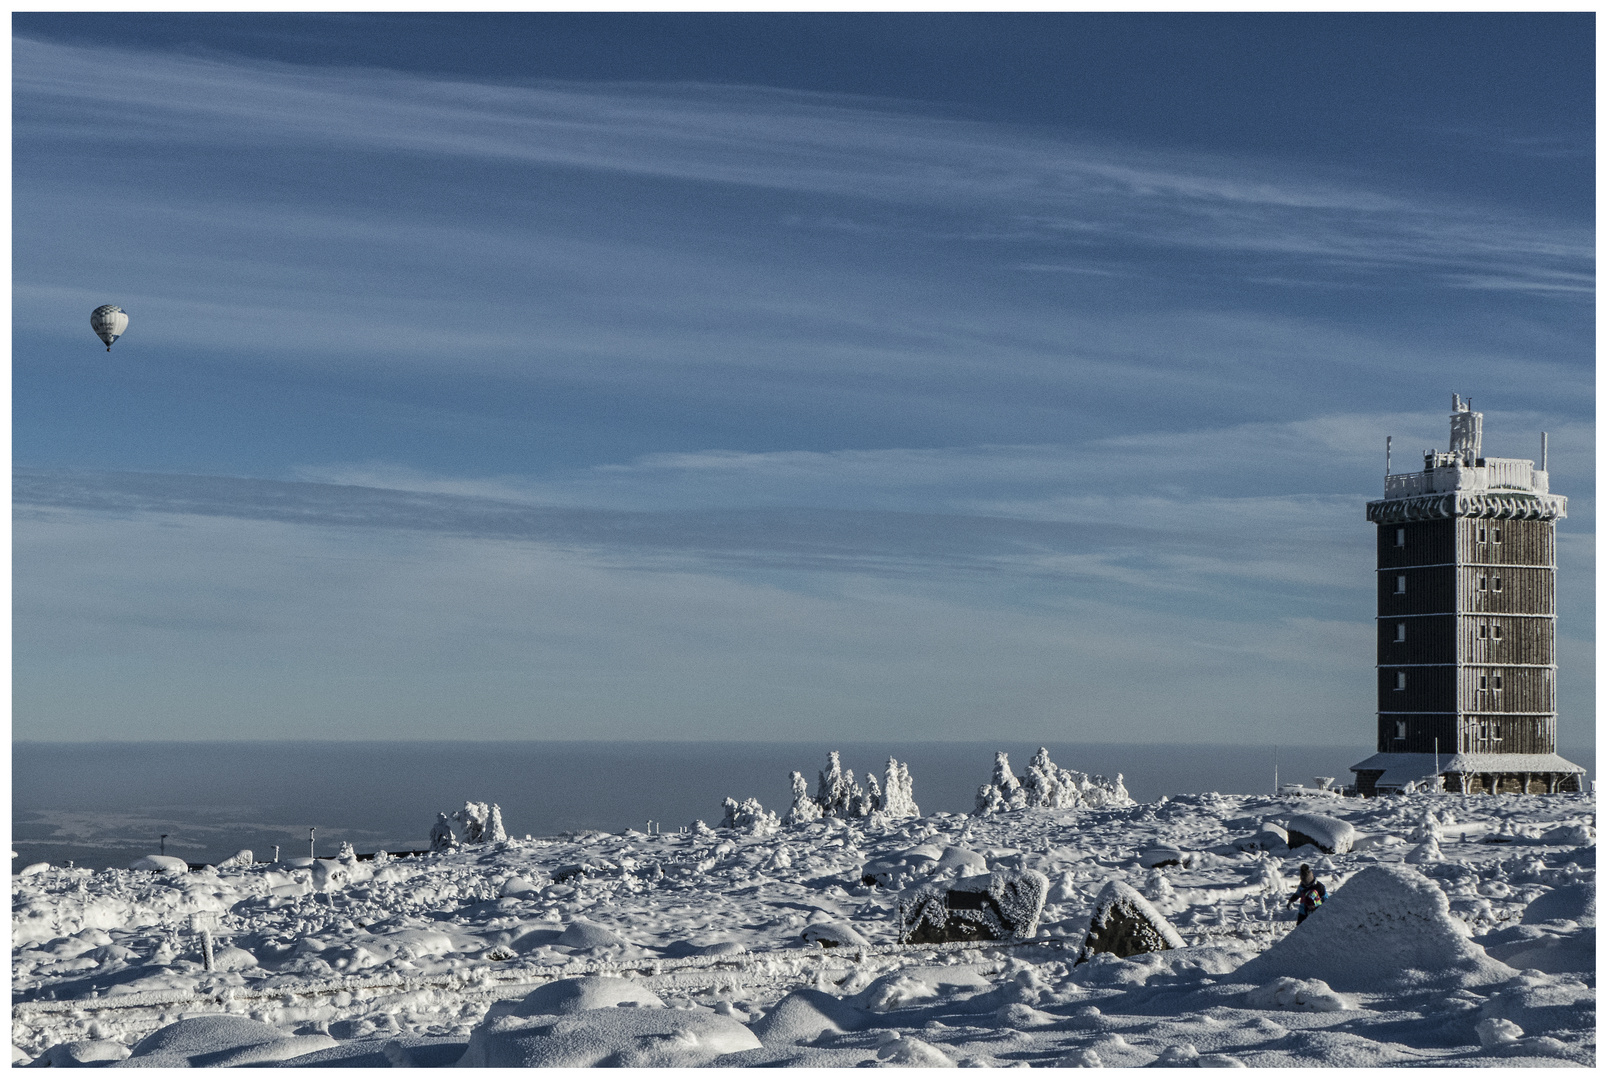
[1287,864,1326,925]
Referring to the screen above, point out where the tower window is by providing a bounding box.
[1395,671,1407,691]
[1493,623,1502,639]
[1478,623,1487,639]
[1395,575,1407,594]
[1494,674,1503,690]
[1395,720,1407,741]
[1394,528,1406,547]
[1493,576,1502,592]
[1478,576,1487,591]
[1479,675,1488,690]
[1395,622,1407,642]
[1478,527,1487,543]
[1493,528,1502,543]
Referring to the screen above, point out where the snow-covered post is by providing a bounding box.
[308,828,316,861]
[272,845,280,862]
[485,804,507,844]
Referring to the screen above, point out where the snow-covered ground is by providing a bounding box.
[11,773,1595,1067]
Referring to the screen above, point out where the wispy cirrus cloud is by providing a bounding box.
[14,36,1590,297]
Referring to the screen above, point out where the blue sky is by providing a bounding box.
[12,14,1594,752]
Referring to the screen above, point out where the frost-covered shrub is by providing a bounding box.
[336,841,357,862]
[975,748,1132,815]
[454,802,491,844]
[719,797,779,835]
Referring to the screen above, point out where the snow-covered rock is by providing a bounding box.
[28,1039,132,1067]
[128,855,188,874]
[1232,864,1516,991]
[1075,880,1186,963]
[1282,814,1355,854]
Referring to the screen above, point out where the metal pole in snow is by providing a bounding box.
[160,834,168,856]
[1542,432,1548,471]
[272,846,280,863]
[1273,747,1279,794]
[309,828,316,861]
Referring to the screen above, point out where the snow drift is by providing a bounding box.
[1232,864,1517,991]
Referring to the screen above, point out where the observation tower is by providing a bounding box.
[1351,396,1584,796]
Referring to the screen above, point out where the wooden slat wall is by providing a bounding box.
[1457,518,1554,567]
[1378,566,1456,617]
[1375,714,1458,754]
[1378,519,1455,568]
[1461,616,1552,665]
[1459,667,1554,714]
[1377,614,1456,665]
[1461,567,1554,616]
[1461,716,1556,754]
[1378,665,1455,712]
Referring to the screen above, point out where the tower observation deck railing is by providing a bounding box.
[1383,458,1549,499]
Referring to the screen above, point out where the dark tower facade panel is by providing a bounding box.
[1353,397,1581,796]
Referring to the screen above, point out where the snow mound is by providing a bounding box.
[749,988,867,1045]
[1243,976,1353,1012]
[489,975,664,1019]
[127,855,188,874]
[861,965,993,1012]
[1283,814,1355,854]
[30,1040,131,1067]
[875,1033,957,1066]
[750,988,866,1045]
[556,920,629,951]
[1522,883,1595,926]
[1075,879,1185,963]
[1232,864,1516,991]
[117,1016,335,1067]
[458,1008,761,1067]
[801,919,870,948]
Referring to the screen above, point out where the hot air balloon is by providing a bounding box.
[90,305,128,351]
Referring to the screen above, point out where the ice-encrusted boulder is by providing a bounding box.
[1231,864,1517,991]
[898,869,1049,944]
[1074,880,1186,964]
[1283,814,1355,854]
[801,920,871,948]
[861,844,984,890]
[217,849,254,869]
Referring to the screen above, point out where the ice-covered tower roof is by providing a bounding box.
[1368,396,1565,524]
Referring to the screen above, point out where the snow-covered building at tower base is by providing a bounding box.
[1351,396,1584,797]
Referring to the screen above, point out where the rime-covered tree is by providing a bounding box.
[485,804,508,844]
[783,771,822,825]
[429,812,459,853]
[880,758,920,818]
